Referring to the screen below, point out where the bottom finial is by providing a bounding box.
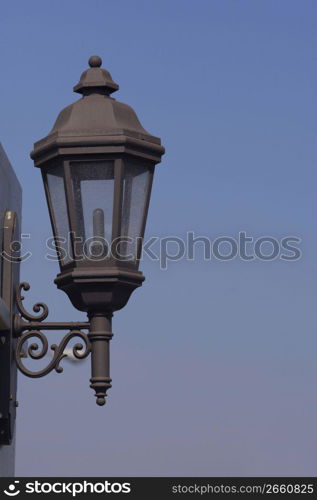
[90,376,112,407]
[96,397,106,406]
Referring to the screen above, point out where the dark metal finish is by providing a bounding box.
[13,281,113,406]
[41,159,73,267]
[13,55,164,408]
[0,298,10,331]
[88,313,113,406]
[15,319,89,334]
[14,281,89,334]
[111,158,124,252]
[15,329,91,378]
[54,267,145,313]
[73,55,119,96]
[13,282,90,378]
[137,166,155,261]
[0,55,165,440]
[16,282,49,322]
[63,160,81,260]
[0,209,21,445]
[31,56,164,166]
[31,56,164,317]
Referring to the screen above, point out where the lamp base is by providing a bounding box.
[54,267,145,313]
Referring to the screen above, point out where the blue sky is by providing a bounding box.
[1,0,317,476]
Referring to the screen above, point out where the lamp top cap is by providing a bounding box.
[89,55,102,67]
[73,55,119,96]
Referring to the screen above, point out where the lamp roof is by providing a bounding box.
[31,56,164,165]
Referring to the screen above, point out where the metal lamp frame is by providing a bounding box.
[0,55,164,445]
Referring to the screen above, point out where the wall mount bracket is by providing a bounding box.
[0,210,114,445]
[0,211,20,445]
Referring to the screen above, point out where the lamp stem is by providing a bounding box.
[88,312,113,406]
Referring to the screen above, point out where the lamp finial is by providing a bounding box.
[88,55,102,68]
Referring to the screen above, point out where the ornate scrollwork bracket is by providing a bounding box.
[13,282,113,407]
[14,282,91,378]
[16,282,49,322]
[0,209,114,447]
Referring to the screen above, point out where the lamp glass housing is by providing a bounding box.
[70,160,114,261]
[120,160,153,261]
[44,158,154,270]
[45,164,72,265]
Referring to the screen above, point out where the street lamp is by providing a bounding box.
[0,54,164,435]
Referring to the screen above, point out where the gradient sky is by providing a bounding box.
[1,0,317,476]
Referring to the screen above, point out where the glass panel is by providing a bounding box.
[46,166,72,265]
[120,162,152,260]
[70,161,114,261]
